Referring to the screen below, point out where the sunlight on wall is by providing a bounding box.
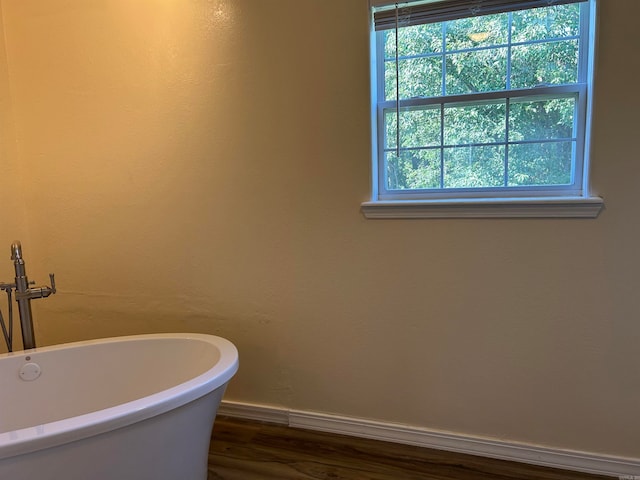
[1,0,243,291]
[0,2,27,277]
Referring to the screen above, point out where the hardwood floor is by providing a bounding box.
[207,417,614,480]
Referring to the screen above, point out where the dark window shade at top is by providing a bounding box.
[373,0,584,31]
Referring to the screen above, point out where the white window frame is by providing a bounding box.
[363,0,603,218]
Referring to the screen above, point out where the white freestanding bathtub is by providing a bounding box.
[0,333,238,480]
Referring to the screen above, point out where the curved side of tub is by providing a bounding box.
[0,333,239,480]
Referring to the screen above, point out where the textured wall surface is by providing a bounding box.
[0,0,638,459]
[0,3,28,350]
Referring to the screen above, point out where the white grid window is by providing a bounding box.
[366,0,601,217]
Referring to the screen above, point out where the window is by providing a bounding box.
[363,0,603,218]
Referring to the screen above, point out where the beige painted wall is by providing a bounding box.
[0,0,638,459]
[0,0,28,352]
[0,1,28,351]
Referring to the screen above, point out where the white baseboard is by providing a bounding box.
[218,400,289,425]
[217,400,639,478]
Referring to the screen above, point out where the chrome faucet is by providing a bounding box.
[0,242,56,351]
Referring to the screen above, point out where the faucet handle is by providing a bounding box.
[49,274,56,294]
[17,274,56,300]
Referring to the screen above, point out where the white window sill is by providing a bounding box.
[361,196,604,219]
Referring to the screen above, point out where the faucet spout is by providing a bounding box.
[11,241,23,261]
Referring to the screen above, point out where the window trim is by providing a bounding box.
[363,0,603,219]
[361,196,604,219]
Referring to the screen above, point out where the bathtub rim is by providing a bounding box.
[0,332,238,460]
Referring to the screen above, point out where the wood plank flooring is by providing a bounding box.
[207,417,614,480]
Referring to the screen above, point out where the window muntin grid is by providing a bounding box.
[375,2,589,199]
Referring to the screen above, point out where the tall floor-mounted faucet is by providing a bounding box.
[0,241,56,351]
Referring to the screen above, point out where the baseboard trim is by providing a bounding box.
[218,400,289,425]
[218,400,639,477]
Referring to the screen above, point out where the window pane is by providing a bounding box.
[385,107,440,149]
[508,141,573,186]
[446,48,507,95]
[444,101,506,146]
[384,24,443,59]
[443,145,505,188]
[386,150,441,190]
[509,97,575,141]
[384,25,443,100]
[511,40,579,88]
[386,56,443,100]
[445,14,508,51]
[511,4,580,43]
